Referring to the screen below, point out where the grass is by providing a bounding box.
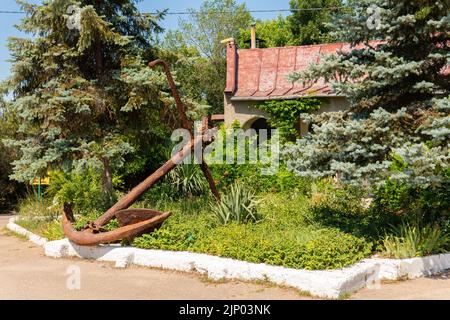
[337,292,352,300]
[15,218,64,241]
[2,228,29,241]
[14,196,64,241]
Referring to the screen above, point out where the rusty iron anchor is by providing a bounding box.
[61,60,223,246]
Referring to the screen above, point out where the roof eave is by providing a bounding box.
[230,94,346,102]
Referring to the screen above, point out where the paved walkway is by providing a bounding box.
[352,271,450,300]
[2,214,450,300]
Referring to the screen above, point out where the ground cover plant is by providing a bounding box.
[133,190,373,270]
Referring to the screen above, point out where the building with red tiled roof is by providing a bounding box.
[223,38,363,134]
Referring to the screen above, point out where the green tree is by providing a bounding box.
[285,0,449,191]
[2,0,168,204]
[288,0,350,45]
[163,0,252,113]
[0,90,24,211]
[237,16,296,49]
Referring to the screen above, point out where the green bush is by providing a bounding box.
[45,169,112,214]
[142,161,211,205]
[373,180,411,216]
[205,123,312,196]
[16,219,65,241]
[195,226,371,270]
[73,210,119,232]
[210,163,311,195]
[382,223,450,259]
[15,196,64,241]
[133,213,215,251]
[373,178,450,227]
[210,183,260,225]
[0,116,25,211]
[309,182,389,238]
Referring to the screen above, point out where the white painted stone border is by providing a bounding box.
[6,218,450,299]
[6,217,48,247]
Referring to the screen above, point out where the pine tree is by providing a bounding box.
[2,0,167,203]
[285,0,449,189]
[0,88,24,210]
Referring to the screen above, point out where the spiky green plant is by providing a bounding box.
[210,183,260,225]
[382,223,450,259]
[165,164,207,198]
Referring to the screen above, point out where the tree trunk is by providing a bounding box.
[101,157,114,205]
[94,0,103,79]
[95,41,104,79]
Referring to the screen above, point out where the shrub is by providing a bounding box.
[141,183,176,208]
[210,163,312,195]
[0,164,24,212]
[16,219,64,241]
[133,213,215,251]
[45,169,111,214]
[373,178,450,226]
[41,220,65,241]
[0,114,25,211]
[382,223,450,259]
[308,181,391,239]
[373,179,411,216]
[195,226,371,270]
[210,183,260,225]
[73,210,119,232]
[15,196,64,241]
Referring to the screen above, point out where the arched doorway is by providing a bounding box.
[242,117,274,145]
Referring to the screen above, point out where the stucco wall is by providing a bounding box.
[224,94,270,130]
[224,95,351,132]
[314,97,349,114]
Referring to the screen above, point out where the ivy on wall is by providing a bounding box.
[257,98,321,141]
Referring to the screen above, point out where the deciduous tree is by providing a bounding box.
[164,0,252,113]
[288,0,350,45]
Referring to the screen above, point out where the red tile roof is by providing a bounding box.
[225,41,381,101]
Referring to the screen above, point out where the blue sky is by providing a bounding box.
[0,0,290,82]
